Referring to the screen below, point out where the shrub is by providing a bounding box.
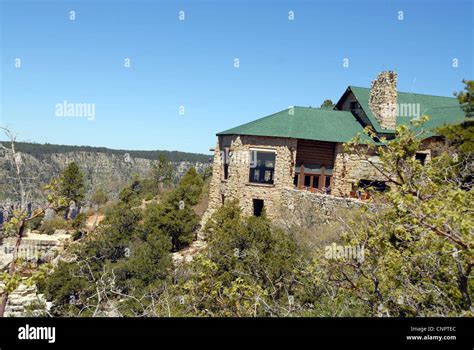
[71,213,86,230]
[26,214,44,231]
[38,216,69,235]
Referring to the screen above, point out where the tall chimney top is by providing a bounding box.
[368,71,398,130]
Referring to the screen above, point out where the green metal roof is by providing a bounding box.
[349,86,466,134]
[217,107,365,143]
[218,87,466,143]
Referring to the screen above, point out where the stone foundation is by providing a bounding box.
[275,188,368,226]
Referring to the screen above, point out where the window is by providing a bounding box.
[415,152,427,165]
[349,101,360,110]
[359,180,388,192]
[325,176,331,188]
[312,175,320,189]
[223,164,229,179]
[324,176,332,194]
[223,147,230,180]
[253,199,264,217]
[249,151,276,184]
[294,164,334,193]
[221,194,225,204]
[304,175,311,187]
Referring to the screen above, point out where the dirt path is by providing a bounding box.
[85,213,105,231]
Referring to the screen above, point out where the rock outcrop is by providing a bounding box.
[0,146,210,207]
[0,230,72,317]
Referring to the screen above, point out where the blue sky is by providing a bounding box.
[1,0,472,154]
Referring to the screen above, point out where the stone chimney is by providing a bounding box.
[368,71,397,130]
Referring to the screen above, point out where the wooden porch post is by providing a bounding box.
[298,164,305,189]
[320,166,326,191]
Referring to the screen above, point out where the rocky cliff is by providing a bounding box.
[0,142,211,206]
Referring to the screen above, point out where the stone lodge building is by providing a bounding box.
[206,71,466,219]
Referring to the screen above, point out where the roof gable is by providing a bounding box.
[348,86,465,134]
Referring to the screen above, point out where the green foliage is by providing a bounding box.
[38,166,207,316]
[38,261,92,316]
[438,80,474,155]
[114,233,172,290]
[167,167,204,206]
[118,175,143,205]
[454,79,473,119]
[329,107,474,316]
[202,166,213,182]
[118,174,165,205]
[71,213,86,230]
[0,272,21,294]
[90,187,108,207]
[169,201,306,316]
[438,121,474,154]
[3,141,210,163]
[37,81,473,318]
[58,162,85,206]
[38,199,172,316]
[26,214,44,231]
[38,216,69,235]
[150,154,173,190]
[143,168,204,251]
[72,230,85,241]
[320,99,335,109]
[148,202,198,252]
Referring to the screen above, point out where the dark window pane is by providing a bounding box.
[350,101,360,110]
[249,151,275,184]
[415,152,427,165]
[325,176,331,188]
[253,199,264,216]
[312,175,320,188]
[224,164,229,179]
[359,179,388,192]
[304,175,311,187]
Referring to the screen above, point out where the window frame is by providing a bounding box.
[249,149,276,185]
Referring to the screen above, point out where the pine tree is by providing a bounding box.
[150,154,173,192]
[59,162,85,219]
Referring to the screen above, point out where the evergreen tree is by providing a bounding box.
[91,187,108,208]
[150,154,173,192]
[320,99,335,109]
[59,162,85,219]
[168,167,204,206]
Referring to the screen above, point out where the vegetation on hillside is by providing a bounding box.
[0,141,210,163]
[37,166,206,316]
[3,81,473,318]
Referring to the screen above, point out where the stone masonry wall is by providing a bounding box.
[205,136,388,223]
[368,71,398,130]
[275,188,368,226]
[332,143,388,196]
[205,135,297,220]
